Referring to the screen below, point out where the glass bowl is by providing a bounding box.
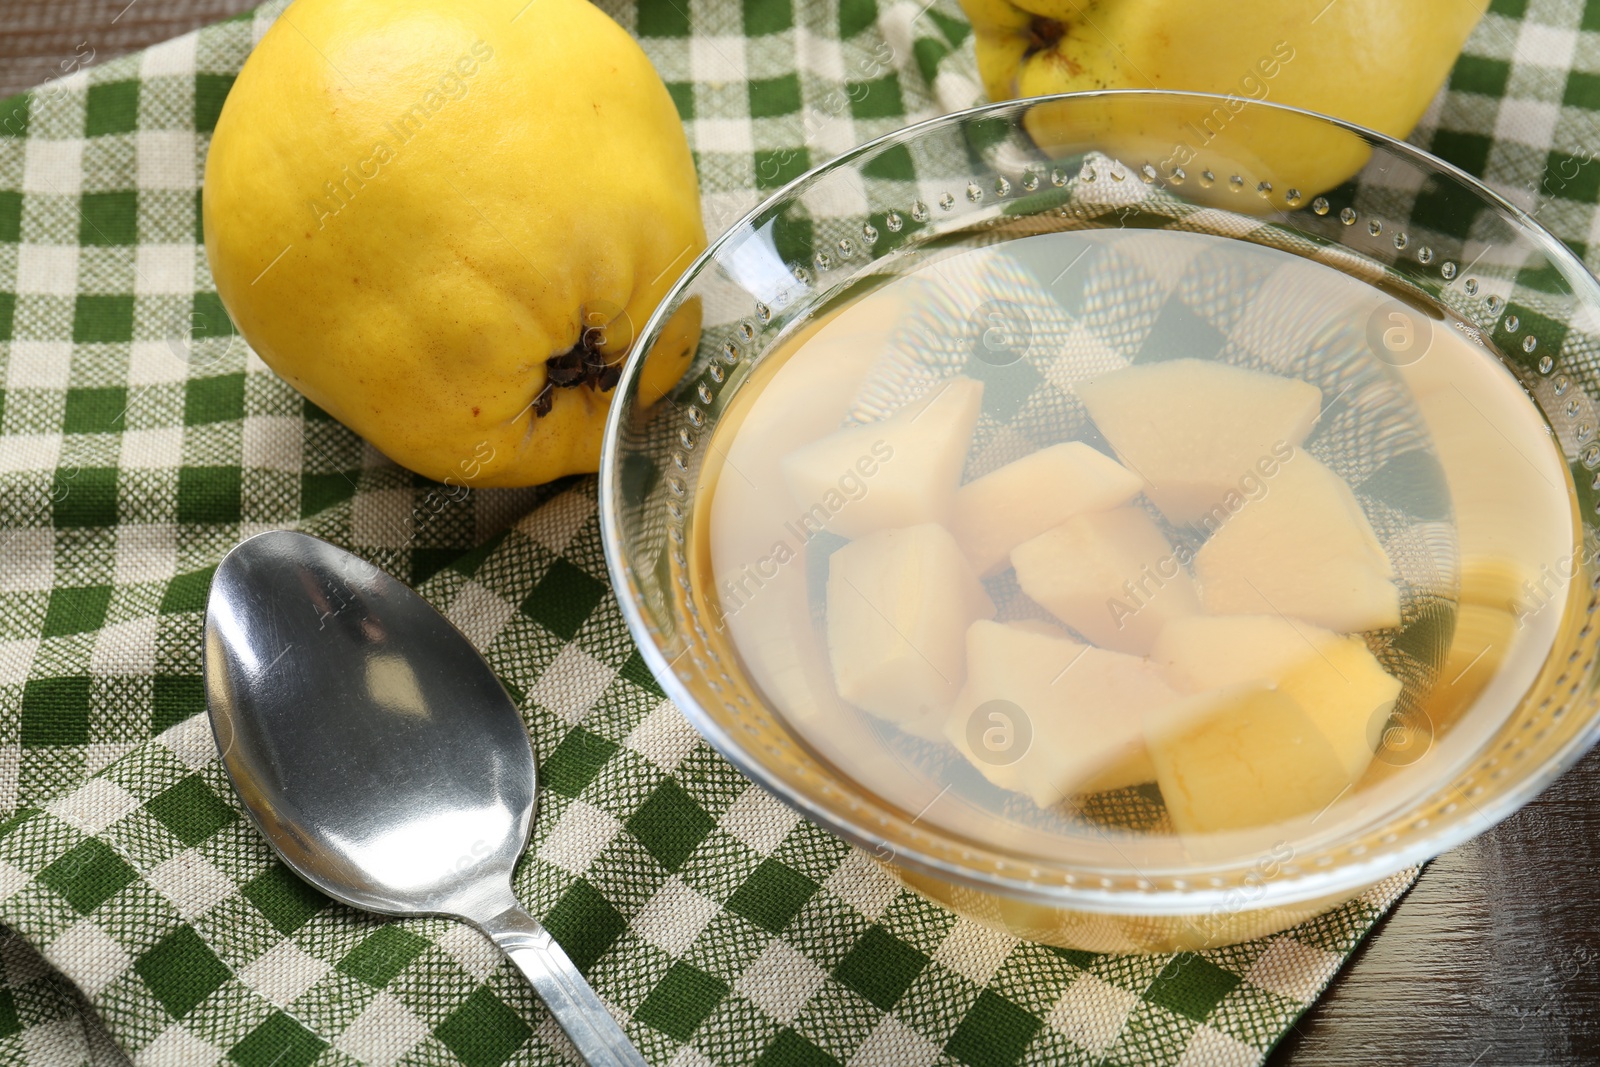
[597,90,1600,952]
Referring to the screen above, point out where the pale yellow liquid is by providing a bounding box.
[697,227,1577,863]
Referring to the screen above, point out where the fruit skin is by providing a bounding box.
[1145,685,1351,835]
[961,0,1486,197]
[204,0,705,487]
[1151,614,1400,780]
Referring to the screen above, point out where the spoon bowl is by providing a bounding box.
[205,530,645,1067]
[205,531,533,916]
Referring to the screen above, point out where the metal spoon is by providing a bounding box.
[204,530,646,1067]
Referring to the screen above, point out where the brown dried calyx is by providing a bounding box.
[1027,17,1065,55]
[532,325,623,418]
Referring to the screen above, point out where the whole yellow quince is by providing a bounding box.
[962,0,1486,197]
[204,0,704,487]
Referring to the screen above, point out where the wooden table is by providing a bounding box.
[0,0,255,98]
[3,2,1597,1062]
[1268,745,1600,1066]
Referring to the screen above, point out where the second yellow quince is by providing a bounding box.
[962,0,1487,198]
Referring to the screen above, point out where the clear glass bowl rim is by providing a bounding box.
[597,88,1600,913]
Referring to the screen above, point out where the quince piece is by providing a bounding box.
[711,285,912,589]
[1075,359,1320,524]
[1146,685,1352,834]
[1279,636,1401,780]
[1011,506,1199,654]
[708,289,914,742]
[947,620,1176,805]
[783,377,983,540]
[1152,613,1320,692]
[827,523,995,736]
[1194,450,1400,632]
[952,442,1144,575]
[1411,382,1575,615]
[1151,615,1401,779]
[1421,603,1518,731]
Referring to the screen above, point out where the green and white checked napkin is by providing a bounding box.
[0,0,1593,1063]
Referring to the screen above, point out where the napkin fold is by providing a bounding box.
[0,0,1591,1064]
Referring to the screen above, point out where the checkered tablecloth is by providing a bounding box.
[0,0,1593,1064]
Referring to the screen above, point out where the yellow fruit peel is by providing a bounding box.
[962,0,1487,203]
[204,0,706,487]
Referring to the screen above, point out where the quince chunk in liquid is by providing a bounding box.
[1075,358,1321,523]
[1194,450,1400,632]
[947,620,1176,806]
[1011,506,1199,654]
[951,442,1143,576]
[1146,685,1353,835]
[1151,615,1401,780]
[782,377,983,540]
[826,523,995,736]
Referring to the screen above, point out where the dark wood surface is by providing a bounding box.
[1267,744,1600,1067]
[2,2,1598,1063]
[0,0,256,98]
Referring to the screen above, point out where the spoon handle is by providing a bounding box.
[478,904,650,1067]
